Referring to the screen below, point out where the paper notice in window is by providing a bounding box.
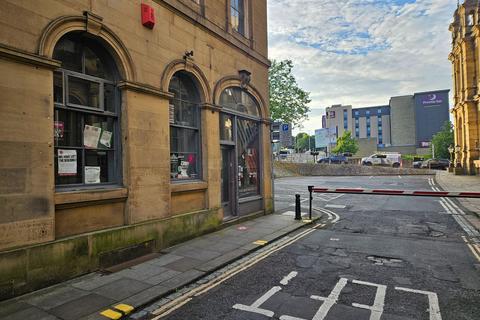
[85,166,101,184]
[58,149,77,176]
[100,130,113,148]
[84,125,101,148]
[169,104,175,124]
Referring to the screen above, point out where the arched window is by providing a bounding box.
[169,71,202,180]
[53,33,121,187]
[219,87,261,198]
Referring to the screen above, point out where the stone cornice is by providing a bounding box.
[201,103,222,112]
[0,43,61,69]
[117,81,174,99]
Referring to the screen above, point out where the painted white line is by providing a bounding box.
[395,287,442,320]
[233,286,281,317]
[280,271,298,285]
[280,315,306,320]
[438,201,452,215]
[466,243,480,262]
[325,204,346,209]
[351,280,386,320]
[310,278,348,320]
[441,199,479,237]
[398,175,402,179]
[369,176,374,179]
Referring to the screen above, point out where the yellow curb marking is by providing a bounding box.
[100,309,122,319]
[253,240,268,245]
[114,304,134,314]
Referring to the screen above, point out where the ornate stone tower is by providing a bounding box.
[449,0,480,174]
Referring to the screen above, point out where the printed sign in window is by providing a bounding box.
[84,125,101,148]
[85,166,101,184]
[58,149,77,176]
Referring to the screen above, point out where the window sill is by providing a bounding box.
[239,195,262,204]
[171,181,208,193]
[55,187,128,208]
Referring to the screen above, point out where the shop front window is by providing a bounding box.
[237,119,260,198]
[53,33,120,187]
[169,71,201,180]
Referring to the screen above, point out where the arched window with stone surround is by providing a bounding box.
[53,32,121,187]
[169,71,202,180]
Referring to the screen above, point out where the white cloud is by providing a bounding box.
[268,0,456,133]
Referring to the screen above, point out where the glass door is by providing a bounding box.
[221,145,236,218]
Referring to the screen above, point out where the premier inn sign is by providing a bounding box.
[420,93,444,106]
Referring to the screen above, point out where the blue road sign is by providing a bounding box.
[282,124,289,132]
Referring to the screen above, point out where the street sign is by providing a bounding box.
[282,124,289,132]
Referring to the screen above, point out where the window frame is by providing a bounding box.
[169,73,203,182]
[54,67,122,190]
[230,0,248,37]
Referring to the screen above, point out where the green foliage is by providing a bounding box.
[269,60,311,127]
[431,121,454,159]
[293,133,316,152]
[332,131,359,155]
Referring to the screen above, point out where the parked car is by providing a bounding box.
[421,158,450,170]
[317,155,348,164]
[413,157,425,168]
[361,153,402,168]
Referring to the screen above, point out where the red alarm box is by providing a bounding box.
[141,3,155,29]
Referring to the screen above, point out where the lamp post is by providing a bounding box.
[455,144,461,168]
[448,145,454,168]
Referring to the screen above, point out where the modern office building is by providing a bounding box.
[449,0,480,174]
[0,0,271,299]
[323,89,450,156]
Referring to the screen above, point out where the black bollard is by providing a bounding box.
[295,194,301,220]
[308,186,314,220]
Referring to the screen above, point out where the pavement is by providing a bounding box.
[0,212,319,320]
[435,170,480,215]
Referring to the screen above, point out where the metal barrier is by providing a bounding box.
[306,185,480,220]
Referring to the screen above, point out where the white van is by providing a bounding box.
[361,153,402,168]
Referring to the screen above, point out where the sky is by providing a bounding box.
[267,0,457,134]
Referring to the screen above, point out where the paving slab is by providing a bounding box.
[162,256,203,272]
[93,278,151,301]
[3,306,59,320]
[25,286,90,310]
[48,294,116,320]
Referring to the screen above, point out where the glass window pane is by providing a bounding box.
[85,150,114,183]
[53,38,82,73]
[220,87,260,117]
[54,108,82,147]
[169,72,200,103]
[84,46,106,79]
[170,153,199,180]
[172,100,198,127]
[55,148,83,185]
[220,114,233,141]
[68,76,100,109]
[54,72,63,104]
[104,83,116,113]
[237,119,260,198]
[84,115,114,149]
[170,127,198,153]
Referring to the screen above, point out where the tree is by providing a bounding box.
[294,133,316,152]
[269,60,311,127]
[431,121,454,159]
[332,131,358,155]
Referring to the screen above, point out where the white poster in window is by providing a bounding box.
[99,130,113,148]
[169,104,175,124]
[85,166,101,184]
[84,125,101,148]
[58,149,77,176]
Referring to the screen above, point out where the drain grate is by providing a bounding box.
[367,255,404,267]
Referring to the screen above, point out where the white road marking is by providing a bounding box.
[398,175,402,179]
[310,278,348,320]
[280,271,298,285]
[369,176,374,179]
[325,204,346,209]
[233,286,281,317]
[351,280,386,320]
[395,287,442,320]
[329,238,339,241]
[438,201,452,215]
[279,316,306,320]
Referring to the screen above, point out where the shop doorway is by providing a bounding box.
[221,145,236,219]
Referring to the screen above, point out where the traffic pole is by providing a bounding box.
[308,186,314,220]
[295,194,301,220]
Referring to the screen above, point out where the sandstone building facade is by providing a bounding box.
[0,0,272,299]
[449,0,480,174]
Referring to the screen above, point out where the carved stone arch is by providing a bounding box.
[161,59,212,103]
[213,75,268,119]
[38,13,136,81]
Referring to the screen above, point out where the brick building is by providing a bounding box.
[0,0,272,299]
[449,0,480,174]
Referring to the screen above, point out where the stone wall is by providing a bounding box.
[274,162,435,178]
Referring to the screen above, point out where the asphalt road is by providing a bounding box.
[159,175,480,320]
